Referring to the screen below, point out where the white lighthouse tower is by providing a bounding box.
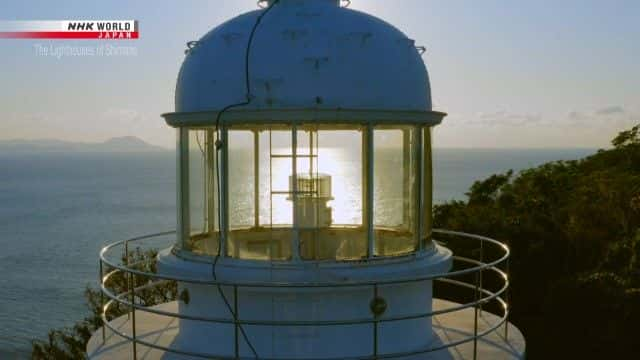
[88,1,525,359]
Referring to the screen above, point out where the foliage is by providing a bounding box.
[31,249,177,359]
[434,125,640,359]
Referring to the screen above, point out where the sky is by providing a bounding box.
[0,0,638,149]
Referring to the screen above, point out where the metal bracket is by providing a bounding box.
[184,41,199,55]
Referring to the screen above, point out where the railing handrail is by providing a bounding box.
[100,270,508,327]
[99,229,509,288]
[97,229,512,360]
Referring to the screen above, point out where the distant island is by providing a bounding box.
[0,136,168,153]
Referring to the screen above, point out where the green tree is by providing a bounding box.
[434,124,640,358]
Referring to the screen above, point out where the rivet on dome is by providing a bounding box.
[296,11,322,18]
[282,29,308,41]
[347,31,372,47]
[304,56,329,70]
[222,32,243,46]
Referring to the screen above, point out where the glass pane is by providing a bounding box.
[227,130,257,258]
[299,129,366,260]
[317,130,363,225]
[374,127,418,256]
[258,130,271,226]
[228,227,292,260]
[176,128,186,251]
[228,130,255,228]
[269,130,292,155]
[189,130,206,234]
[271,158,294,225]
[422,127,433,248]
[231,127,293,260]
[186,129,219,256]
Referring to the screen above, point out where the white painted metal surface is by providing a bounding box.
[93,231,524,359]
[176,0,432,114]
[87,299,525,359]
[157,245,452,358]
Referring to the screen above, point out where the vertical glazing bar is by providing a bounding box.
[129,271,138,360]
[220,126,229,256]
[311,128,319,259]
[253,130,260,228]
[415,126,423,251]
[207,130,216,239]
[178,128,190,250]
[422,128,433,248]
[309,129,314,174]
[362,127,367,238]
[269,130,273,228]
[402,128,411,230]
[176,129,182,249]
[99,260,105,343]
[234,285,239,359]
[269,130,274,259]
[366,124,375,258]
[291,124,300,260]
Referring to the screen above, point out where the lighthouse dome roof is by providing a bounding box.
[174,0,432,113]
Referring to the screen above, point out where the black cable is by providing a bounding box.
[210,1,280,358]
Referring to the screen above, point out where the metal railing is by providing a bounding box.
[97,229,511,360]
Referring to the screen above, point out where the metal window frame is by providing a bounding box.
[176,112,445,263]
[163,108,446,128]
[177,128,190,250]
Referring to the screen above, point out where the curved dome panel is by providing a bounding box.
[175,0,432,113]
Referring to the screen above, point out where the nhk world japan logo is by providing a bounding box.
[0,20,138,39]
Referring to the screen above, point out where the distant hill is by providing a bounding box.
[0,136,168,153]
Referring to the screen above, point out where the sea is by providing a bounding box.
[0,148,595,358]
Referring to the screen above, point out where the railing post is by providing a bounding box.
[129,271,137,360]
[479,238,484,315]
[99,259,105,343]
[124,240,129,266]
[473,271,479,360]
[504,256,511,340]
[125,240,130,320]
[234,285,239,359]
